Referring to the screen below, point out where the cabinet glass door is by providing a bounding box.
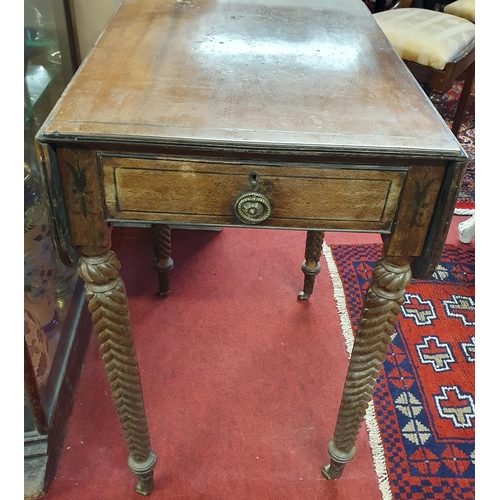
[24,0,78,424]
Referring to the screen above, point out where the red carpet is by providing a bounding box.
[43,227,379,500]
[326,244,475,499]
[41,217,472,500]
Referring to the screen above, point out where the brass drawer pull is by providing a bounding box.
[234,192,271,224]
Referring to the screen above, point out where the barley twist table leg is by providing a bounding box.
[298,230,325,301]
[152,224,174,297]
[322,257,412,480]
[78,251,156,496]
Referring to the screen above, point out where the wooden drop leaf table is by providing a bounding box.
[36,0,466,495]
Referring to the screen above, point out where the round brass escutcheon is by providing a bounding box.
[234,192,271,224]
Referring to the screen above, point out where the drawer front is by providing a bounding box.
[100,155,406,231]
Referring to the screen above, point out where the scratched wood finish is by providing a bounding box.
[41,0,460,156]
[101,156,406,231]
[36,0,467,263]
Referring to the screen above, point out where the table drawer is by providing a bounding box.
[101,155,406,231]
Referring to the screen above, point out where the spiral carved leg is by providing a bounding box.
[78,251,156,495]
[322,257,412,480]
[152,224,174,297]
[298,230,325,301]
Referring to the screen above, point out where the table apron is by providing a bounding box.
[100,155,407,232]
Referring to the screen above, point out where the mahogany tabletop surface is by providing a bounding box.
[39,0,463,158]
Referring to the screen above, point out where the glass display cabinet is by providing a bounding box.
[24,1,91,498]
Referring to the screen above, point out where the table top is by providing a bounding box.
[39,0,462,158]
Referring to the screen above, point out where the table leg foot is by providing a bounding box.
[321,462,342,480]
[78,250,157,495]
[129,452,157,496]
[326,256,412,477]
[298,230,324,301]
[152,224,174,297]
[321,441,355,480]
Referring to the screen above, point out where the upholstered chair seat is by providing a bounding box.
[373,7,475,135]
[374,8,474,70]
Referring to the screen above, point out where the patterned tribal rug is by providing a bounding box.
[441,76,475,213]
[324,243,475,500]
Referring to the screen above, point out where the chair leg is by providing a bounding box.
[452,62,475,136]
[428,89,446,114]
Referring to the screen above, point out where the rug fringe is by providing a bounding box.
[322,242,354,357]
[322,242,393,500]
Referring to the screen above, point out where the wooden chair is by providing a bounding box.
[373,3,475,136]
[375,1,476,242]
[443,1,475,243]
[443,1,475,244]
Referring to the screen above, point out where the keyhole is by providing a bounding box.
[249,172,258,187]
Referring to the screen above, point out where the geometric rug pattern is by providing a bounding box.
[328,244,475,499]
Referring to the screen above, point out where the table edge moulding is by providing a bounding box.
[35,0,467,495]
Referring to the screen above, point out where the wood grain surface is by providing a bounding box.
[39,0,462,157]
[101,155,406,230]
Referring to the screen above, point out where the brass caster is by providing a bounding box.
[322,440,355,481]
[135,474,155,496]
[128,452,157,496]
[321,461,343,480]
[297,291,310,301]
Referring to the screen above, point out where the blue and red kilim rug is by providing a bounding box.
[324,243,475,500]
